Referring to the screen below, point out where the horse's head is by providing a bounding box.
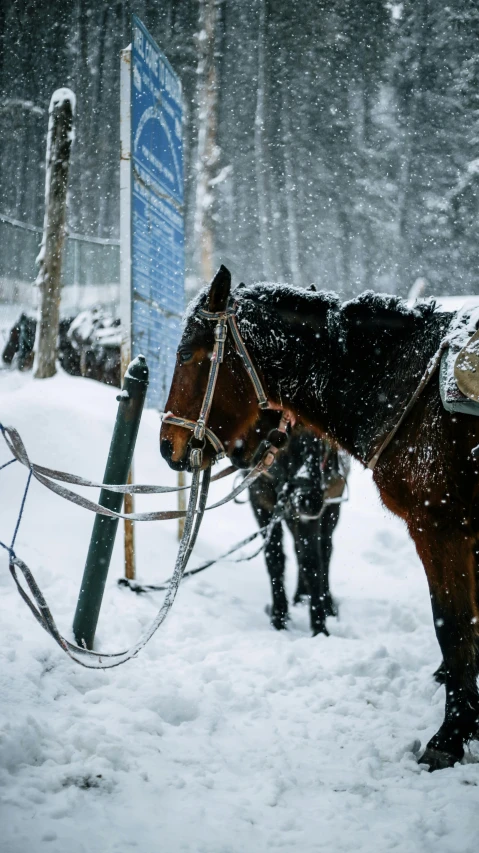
[17,315,36,371]
[160,266,271,470]
[2,314,36,370]
[2,318,21,364]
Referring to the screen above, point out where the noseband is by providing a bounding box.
[163,297,287,468]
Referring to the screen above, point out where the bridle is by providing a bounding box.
[163,296,292,469]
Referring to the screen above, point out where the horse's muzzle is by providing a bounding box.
[160,438,188,471]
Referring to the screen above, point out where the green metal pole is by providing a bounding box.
[73,355,149,649]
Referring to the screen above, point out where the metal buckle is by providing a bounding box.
[214,323,227,343]
[194,421,206,441]
[189,447,203,468]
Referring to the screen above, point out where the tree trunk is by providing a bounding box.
[254,0,273,279]
[34,88,75,379]
[194,0,219,285]
[281,83,300,287]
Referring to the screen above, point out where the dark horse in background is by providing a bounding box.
[2,309,120,386]
[2,313,80,373]
[161,266,479,771]
[232,410,347,636]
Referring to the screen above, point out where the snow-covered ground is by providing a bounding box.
[1,370,478,853]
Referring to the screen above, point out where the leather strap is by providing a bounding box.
[367,340,448,470]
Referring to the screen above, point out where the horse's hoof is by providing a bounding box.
[264,604,288,630]
[312,625,329,638]
[322,595,338,618]
[419,747,459,771]
[433,662,446,684]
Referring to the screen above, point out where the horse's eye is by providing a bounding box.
[178,349,193,364]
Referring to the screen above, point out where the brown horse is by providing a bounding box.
[160,266,479,771]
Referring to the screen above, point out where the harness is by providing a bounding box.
[367,340,448,470]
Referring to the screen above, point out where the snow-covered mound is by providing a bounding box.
[0,371,478,853]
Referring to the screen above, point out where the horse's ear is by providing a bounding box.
[307,284,317,292]
[208,265,232,312]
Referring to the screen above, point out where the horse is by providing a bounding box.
[2,313,79,373]
[2,309,120,386]
[231,410,347,636]
[67,308,121,387]
[160,265,479,771]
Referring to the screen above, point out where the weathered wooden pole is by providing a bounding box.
[124,470,136,579]
[177,470,187,540]
[119,46,137,580]
[34,88,75,379]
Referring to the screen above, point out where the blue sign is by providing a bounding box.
[131,15,184,408]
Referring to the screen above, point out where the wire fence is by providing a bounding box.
[0,213,120,315]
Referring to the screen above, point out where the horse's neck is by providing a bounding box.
[243,298,447,464]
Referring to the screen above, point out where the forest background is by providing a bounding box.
[1,0,479,298]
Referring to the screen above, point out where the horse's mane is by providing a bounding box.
[234,282,439,337]
[184,280,442,359]
[186,279,438,330]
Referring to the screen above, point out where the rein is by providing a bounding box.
[0,421,286,668]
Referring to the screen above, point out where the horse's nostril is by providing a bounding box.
[161,437,188,471]
[160,438,174,463]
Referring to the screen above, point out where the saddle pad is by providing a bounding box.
[439,305,479,416]
[454,329,479,401]
[323,450,350,502]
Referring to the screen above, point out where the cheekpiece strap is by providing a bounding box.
[198,299,269,409]
[227,313,269,409]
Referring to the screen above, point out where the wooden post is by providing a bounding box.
[124,468,136,579]
[34,88,75,379]
[178,471,186,540]
[119,46,134,579]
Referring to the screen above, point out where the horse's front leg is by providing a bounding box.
[293,565,308,604]
[409,515,479,770]
[318,504,340,618]
[249,485,289,630]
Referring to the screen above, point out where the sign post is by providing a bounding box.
[120,17,185,567]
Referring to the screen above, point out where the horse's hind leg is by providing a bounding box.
[410,518,479,770]
[434,528,479,684]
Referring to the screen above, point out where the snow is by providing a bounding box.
[1,370,479,853]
